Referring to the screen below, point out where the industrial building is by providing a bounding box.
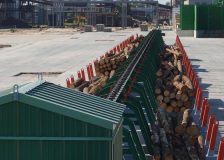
[0,0,224,159]
[0,81,125,160]
[0,0,171,28]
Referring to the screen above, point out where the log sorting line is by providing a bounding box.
[176,36,224,160]
[66,34,145,95]
[107,30,157,101]
[64,30,224,159]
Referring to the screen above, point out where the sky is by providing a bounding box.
[158,0,170,5]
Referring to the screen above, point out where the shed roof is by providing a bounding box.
[0,81,125,130]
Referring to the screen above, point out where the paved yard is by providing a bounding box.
[0,28,147,90]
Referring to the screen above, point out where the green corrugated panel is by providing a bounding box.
[0,81,124,160]
[208,6,217,29]
[196,5,209,30]
[196,5,224,30]
[180,5,224,31]
[0,102,111,137]
[0,140,111,160]
[0,102,121,160]
[180,5,195,30]
[23,82,125,129]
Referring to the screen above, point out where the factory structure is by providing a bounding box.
[0,0,171,28]
[0,0,224,159]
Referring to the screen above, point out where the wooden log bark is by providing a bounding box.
[182,109,190,127]
[76,81,90,92]
[181,93,189,102]
[182,75,193,90]
[171,100,177,107]
[182,134,200,160]
[184,101,192,108]
[164,90,170,97]
[159,128,173,160]
[164,97,170,103]
[169,92,176,99]
[173,81,188,93]
[83,87,89,94]
[155,88,162,95]
[157,108,173,134]
[177,60,183,75]
[157,95,164,102]
[160,102,167,110]
[109,70,115,78]
[197,135,205,160]
[166,48,182,57]
[152,122,161,160]
[186,122,200,137]
[172,135,191,160]
[74,78,85,87]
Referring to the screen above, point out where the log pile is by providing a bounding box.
[152,45,205,160]
[68,35,145,95]
[94,35,144,77]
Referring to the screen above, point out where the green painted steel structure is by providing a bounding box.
[96,30,164,159]
[180,5,195,30]
[180,5,224,30]
[0,82,125,160]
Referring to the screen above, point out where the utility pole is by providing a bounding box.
[121,1,127,28]
[4,0,7,20]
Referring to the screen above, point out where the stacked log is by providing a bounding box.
[152,45,205,160]
[68,35,145,95]
[94,52,127,77]
[94,35,144,77]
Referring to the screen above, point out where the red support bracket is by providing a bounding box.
[70,75,75,84]
[86,65,91,81]
[66,78,70,88]
[89,63,94,78]
[205,114,216,141]
[81,68,86,81]
[217,138,224,160]
[77,71,81,79]
[208,120,219,150]
[200,98,208,121]
[113,47,116,53]
[201,103,210,127]
[195,87,203,110]
[117,45,120,52]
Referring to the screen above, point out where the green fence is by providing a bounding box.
[180,5,224,30]
[180,5,195,30]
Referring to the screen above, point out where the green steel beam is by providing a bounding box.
[123,128,141,160]
[123,118,146,160]
[124,97,153,154]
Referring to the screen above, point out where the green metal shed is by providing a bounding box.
[0,81,125,160]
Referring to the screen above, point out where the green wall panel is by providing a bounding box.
[180,5,195,30]
[0,140,111,160]
[0,102,111,137]
[0,101,119,160]
[181,5,224,30]
[196,5,209,30]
